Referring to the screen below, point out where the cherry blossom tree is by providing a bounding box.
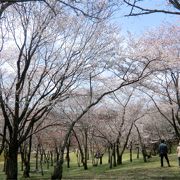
[0,0,116,19]
[136,24,180,139]
[0,2,117,179]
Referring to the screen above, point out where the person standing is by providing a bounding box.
[159,139,170,167]
[177,142,180,167]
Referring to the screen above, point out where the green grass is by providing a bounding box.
[0,152,180,179]
[62,153,180,180]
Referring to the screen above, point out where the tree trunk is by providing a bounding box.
[116,143,121,165]
[51,132,69,180]
[119,154,122,165]
[90,142,95,166]
[52,120,84,179]
[66,138,70,168]
[6,143,18,180]
[3,146,8,174]
[108,146,111,164]
[20,149,24,171]
[23,134,32,178]
[51,148,64,180]
[142,146,147,163]
[100,156,102,164]
[36,145,39,171]
[130,141,132,162]
[39,146,44,176]
[55,147,60,163]
[50,151,54,166]
[51,159,63,180]
[40,158,44,176]
[109,149,112,169]
[46,151,50,169]
[137,146,139,159]
[113,143,116,167]
[134,123,147,162]
[23,161,30,178]
[108,145,113,169]
[73,130,84,167]
[84,130,88,170]
[168,142,172,154]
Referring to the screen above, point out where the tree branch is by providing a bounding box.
[123,0,180,16]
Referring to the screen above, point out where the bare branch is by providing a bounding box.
[123,0,180,16]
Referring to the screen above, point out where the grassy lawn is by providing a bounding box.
[0,152,180,179]
[62,153,180,180]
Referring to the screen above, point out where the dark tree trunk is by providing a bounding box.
[66,138,70,168]
[90,142,95,166]
[134,123,147,162]
[50,151,54,166]
[75,150,81,167]
[51,130,70,180]
[46,151,50,169]
[87,150,89,160]
[20,148,24,171]
[73,130,84,167]
[36,145,39,171]
[23,134,32,178]
[55,147,60,163]
[40,158,44,176]
[108,146,111,164]
[108,145,113,169]
[6,143,18,180]
[142,145,147,163]
[43,150,47,164]
[40,148,44,163]
[51,159,63,180]
[84,130,88,170]
[99,156,102,164]
[109,149,112,169]
[137,146,139,159]
[51,147,64,180]
[39,146,44,176]
[42,150,49,169]
[3,146,8,174]
[23,161,30,178]
[119,154,122,165]
[113,143,116,167]
[51,117,90,179]
[116,143,121,165]
[168,142,172,154]
[130,141,132,162]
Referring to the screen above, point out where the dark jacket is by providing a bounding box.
[159,143,168,155]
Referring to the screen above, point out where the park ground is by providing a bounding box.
[0,152,180,179]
